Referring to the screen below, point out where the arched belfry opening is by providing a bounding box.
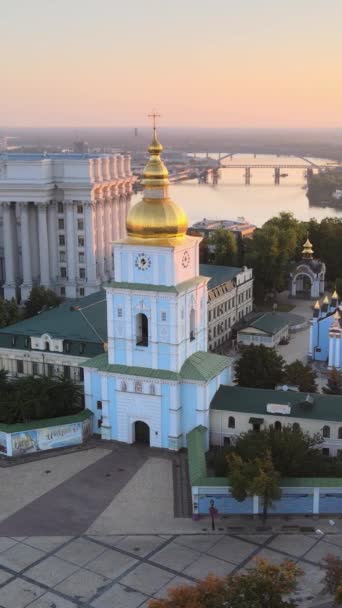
[136,313,148,347]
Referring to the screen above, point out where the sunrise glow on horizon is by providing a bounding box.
[2,0,342,128]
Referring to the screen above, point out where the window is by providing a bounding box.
[161,311,166,322]
[79,268,86,279]
[97,417,103,429]
[44,340,50,351]
[24,337,30,349]
[61,287,66,296]
[228,416,235,429]
[117,307,123,318]
[11,336,16,346]
[65,341,71,353]
[339,428,342,440]
[322,447,330,456]
[60,252,66,262]
[32,362,38,375]
[58,218,64,230]
[79,343,86,354]
[223,436,231,446]
[136,313,148,347]
[78,252,85,263]
[135,381,142,393]
[57,202,64,213]
[59,235,65,246]
[253,423,260,432]
[79,367,84,382]
[63,366,70,379]
[80,288,85,297]
[97,400,102,410]
[274,421,282,431]
[47,364,54,377]
[323,425,330,438]
[190,309,195,341]
[17,360,24,374]
[150,384,156,395]
[78,237,84,247]
[61,267,67,278]
[121,381,127,391]
[77,219,84,231]
[77,204,83,214]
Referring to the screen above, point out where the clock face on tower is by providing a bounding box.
[135,253,151,271]
[181,250,190,268]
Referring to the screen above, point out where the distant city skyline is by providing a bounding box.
[2,0,342,128]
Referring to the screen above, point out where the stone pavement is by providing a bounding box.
[0,531,339,607]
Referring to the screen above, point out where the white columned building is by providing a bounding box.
[0,153,135,300]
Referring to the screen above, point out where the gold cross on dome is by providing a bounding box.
[148,109,161,131]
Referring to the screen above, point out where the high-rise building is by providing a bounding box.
[0,152,135,300]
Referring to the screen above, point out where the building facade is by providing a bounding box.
[0,152,134,301]
[202,264,253,350]
[188,218,256,239]
[309,291,342,368]
[237,312,289,347]
[83,129,231,450]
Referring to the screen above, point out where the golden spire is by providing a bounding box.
[332,289,338,299]
[323,295,329,304]
[314,300,320,309]
[126,113,188,241]
[302,235,314,259]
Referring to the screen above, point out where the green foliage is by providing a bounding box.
[323,367,342,395]
[284,360,317,393]
[307,170,342,204]
[208,228,238,266]
[0,298,21,328]
[212,425,342,479]
[0,375,83,424]
[24,287,61,319]
[324,555,342,604]
[149,559,301,608]
[235,344,285,389]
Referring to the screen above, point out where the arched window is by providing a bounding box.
[274,421,282,431]
[339,427,342,440]
[135,381,142,393]
[323,425,330,438]
[136,313,148,347]
[293,422,300,432]
[228,416,235,429]
[45,341,50,352]
[121,381,127,392]
[190,309,195,341]
[150,383,155,395]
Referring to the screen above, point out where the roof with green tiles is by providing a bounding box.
[105,275,209,294]
[211,385,342,422]
[83,351,230,383]
[199,264,242,290]
[0,291,107,358]
[239,312,289,335]
[0,409,93,433]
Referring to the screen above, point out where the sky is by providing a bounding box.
[1,0,342,128]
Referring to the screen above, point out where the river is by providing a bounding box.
[131,153,342,228]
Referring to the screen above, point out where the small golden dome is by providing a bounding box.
[126,128,188,240]
[332,289,338,299]
[302,237,313,258]
[323,295,329,304]
[314,300,320,309]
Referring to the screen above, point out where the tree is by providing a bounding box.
[24,287,61,319]
[284,360,317,393]
[228,451,281,523]
[208,228,238,266]
[149,559,301,608]
[323,368,342,395]
[0,298,21,328]
[235,344,285,389]
[324,555,342,605]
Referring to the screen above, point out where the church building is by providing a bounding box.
[309,290,342,368]
[83,128,231,449]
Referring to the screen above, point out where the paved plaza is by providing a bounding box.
[0,443,340,606]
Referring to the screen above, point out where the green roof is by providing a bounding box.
[0,291,107,357]
[83,351,230,383]
[240,312,289,335]
[199,264,242,290]
[105,276,209,294]
[0,409,93,433]
[211,385,342,423]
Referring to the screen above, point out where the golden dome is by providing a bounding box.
[126,128,188,240]
[302,237,313,259]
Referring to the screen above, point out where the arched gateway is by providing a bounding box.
[290,238,325,299]
[134,421,150,445]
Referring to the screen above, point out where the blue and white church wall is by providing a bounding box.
[309,296,342,368]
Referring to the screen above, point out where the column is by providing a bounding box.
[2,202,17,300]
[65,200,77,297]
[84,201,97,288]
[104,196,112,278]
[19,202,33,300]
[96,197,105,279]
[329,337,334,367]
[112,190,120,240]
[47,202,58,287]
[119,193,126,239]
[36,202,50,287]
[335,336,341,369]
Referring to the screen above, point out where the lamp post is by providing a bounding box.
[209,499,218,531]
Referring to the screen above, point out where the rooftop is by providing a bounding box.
[239,312,289,335]
[0,152,124,161]
[199,264,242,290]
[211,385,342,423]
